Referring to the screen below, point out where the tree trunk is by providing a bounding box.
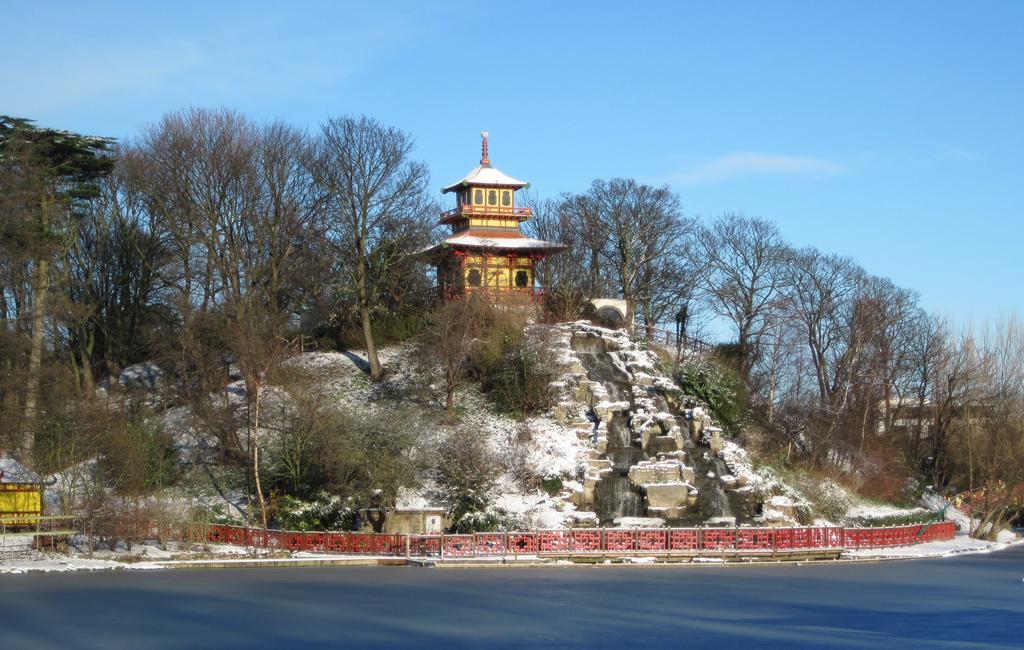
[859,397,870,454]
[738,320,752,380]
[251,382,268,529]
[357,261,384,381]
[622,284,634,330]
[361,303,383,381]
[640,302,654,340]
[444,358,458,419]
[79,330,95,394]
[22,255,50,465]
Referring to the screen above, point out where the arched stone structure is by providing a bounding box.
[590,298,631,327]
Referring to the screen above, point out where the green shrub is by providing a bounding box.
[468,318,526,379]
[263,383,418,506]
[374,313,428,344]
[435,426,502,531]
[673,359,746,433]
[191,502,241,527]
[98,416,179,494]
[540,476,564,497]
[810,480,853,522]
[271,492,356,531]
[314,336,338,352]
[449,508,528,534]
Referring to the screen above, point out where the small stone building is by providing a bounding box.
[385,507,448,536]
[385,489,448,535]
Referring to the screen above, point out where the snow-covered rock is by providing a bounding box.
[118,362,165,390]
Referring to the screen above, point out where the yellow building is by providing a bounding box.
[0,457,44,524]
[421,132,564,299]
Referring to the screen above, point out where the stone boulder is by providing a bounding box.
[593,400,631,421]
[118,362,165,390]
[643,482,696,509]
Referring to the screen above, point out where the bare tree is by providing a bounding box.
[134,108,325,525]
[698,214,788,379]
[60,149,166,391]
[307,116,436,381]
[558,178,688,327]
[846,276,921,451]
[943,317,1024,538]
[416,294,495,417]
[634,232,703,339]
[902,313,946,463]
[750,309,805,424]
[781,246,866,413]
[522,195,592,321]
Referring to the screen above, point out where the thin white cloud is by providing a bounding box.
[669,152,846,186]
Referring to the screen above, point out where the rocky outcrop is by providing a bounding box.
[551,322,765,526]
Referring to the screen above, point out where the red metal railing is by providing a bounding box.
[447,286,547,303]
[196,521,956,558]
[440,205,533,222]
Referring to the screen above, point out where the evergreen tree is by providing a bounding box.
[0,115,114,464]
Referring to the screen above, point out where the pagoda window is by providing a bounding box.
[490,269,508,288]
[501,190,512,207]
[474,188,484,205]
[487,189,498,206]
[515,270,530,288]
[462,191,471,205]
[466,268,482,286]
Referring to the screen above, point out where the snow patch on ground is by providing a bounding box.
[845,503,929,520]
[493,488,570,530]
[0,554,161,574]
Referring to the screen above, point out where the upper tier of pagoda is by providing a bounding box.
[419,132,564,299]
[438,131,534,226]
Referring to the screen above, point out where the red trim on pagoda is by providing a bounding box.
[455,230,531,239]
[440,205,533,224]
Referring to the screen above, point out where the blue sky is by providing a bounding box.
[3,1,1021,326]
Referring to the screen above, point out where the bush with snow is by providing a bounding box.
[672,358,746,433]
[272,492,356,531]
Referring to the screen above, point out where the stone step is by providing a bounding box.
[646,435,682,455]
[628,458,696,485]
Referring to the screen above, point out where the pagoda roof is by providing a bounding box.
[442,164,528,193]
[420,230,565,257]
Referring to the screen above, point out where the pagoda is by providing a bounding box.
[422,132,564,300]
